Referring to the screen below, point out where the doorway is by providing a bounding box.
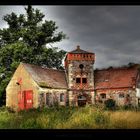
[78,95,87,106]
[18,90,33,111]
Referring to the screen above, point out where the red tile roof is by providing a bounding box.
[22,63,68,89]
[22,62,139,90]
[94,65,139,90]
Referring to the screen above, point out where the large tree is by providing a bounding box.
[0,6,67,105]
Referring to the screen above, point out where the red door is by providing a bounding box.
[24,90,33,109]
[18,90,33,111]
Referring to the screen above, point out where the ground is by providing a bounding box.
[0,105,140,129]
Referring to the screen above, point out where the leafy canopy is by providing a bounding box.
[0,5,67,104]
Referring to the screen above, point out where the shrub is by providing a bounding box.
[94,111,106,124]
[104,99,116,110]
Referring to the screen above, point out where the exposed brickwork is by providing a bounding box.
[6,46,140,111]
[65,46,95,106]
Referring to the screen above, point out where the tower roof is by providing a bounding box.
[69,45,94,54]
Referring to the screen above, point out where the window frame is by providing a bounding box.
[119,93,125,98]
[60,93,65,102]
[82,78,87,84]
[100,93,106,99]
[76,78,81,83]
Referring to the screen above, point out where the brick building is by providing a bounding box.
[6,46,140,111]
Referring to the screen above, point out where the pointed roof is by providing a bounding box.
[94,65,139,90]
[69,45,94,54]
[22,63,67,89]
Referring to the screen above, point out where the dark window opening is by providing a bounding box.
[119,93,124,98]
[60,93,64,102]
[100,93,106,99]
[82,78,87,83]
[79,64,84,69]
[76,78,81,83]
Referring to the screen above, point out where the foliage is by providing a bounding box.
[104,99,116,110]
[0,5,67,104]
[0,106,140,129]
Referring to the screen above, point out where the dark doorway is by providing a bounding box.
[78,95,87,106]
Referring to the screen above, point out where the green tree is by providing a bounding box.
[0,5,67,105]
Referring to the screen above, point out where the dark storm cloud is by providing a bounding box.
[1,6,140,68]
[43,6,140,68]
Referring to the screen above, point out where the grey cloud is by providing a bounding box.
[1,6,140,68]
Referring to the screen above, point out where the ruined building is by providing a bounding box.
[6,46,140,111]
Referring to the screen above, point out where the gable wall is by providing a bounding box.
[6,63,39,111]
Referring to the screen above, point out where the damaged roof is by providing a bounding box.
[22,62,139,90]
[22,63,67,89]
[94,65,139,90]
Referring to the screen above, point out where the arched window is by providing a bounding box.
[60,93,64,102]
[100,93,106,99]
[119,93,124,98]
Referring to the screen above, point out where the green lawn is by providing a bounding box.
[0,105,140,129]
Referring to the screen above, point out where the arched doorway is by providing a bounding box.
[78,95,87,106]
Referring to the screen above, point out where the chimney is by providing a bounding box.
[77,45,80,50]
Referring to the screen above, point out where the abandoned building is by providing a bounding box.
[6,46,140,111]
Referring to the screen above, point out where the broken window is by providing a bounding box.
[76,78,81,83]
[119,93,124,98]
[60,93,64,102]
[39,93,45,107]
[82,78,87,84]
[100,93,106,99]
[46,93,50,106]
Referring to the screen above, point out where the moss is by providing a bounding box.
[38,82,52,88]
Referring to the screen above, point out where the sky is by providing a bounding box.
[0,5,140,69]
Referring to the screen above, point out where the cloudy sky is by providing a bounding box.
[0,5,140,69]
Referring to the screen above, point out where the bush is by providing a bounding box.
[104,99,116,110]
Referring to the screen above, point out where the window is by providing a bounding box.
[46,93,50,106]
[60,93,64,102]
[79,64,84,69]
[78,95,86,100]
[76,78,81,83]
[119,93,124,98]
[82,78,87,84]
[100,93,106,99]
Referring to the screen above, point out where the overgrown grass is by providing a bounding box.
[0,105,140,129]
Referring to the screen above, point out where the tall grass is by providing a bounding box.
[0,105,140,129]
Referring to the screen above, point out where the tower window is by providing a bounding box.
[79,64,84,69]
[82,78,87,83]
[76,78,81,83]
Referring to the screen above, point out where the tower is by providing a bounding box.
[65,45,95,106]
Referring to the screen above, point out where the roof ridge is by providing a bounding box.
[21,62,65,72]
[95,65,139,71]
[68,45,94,54]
